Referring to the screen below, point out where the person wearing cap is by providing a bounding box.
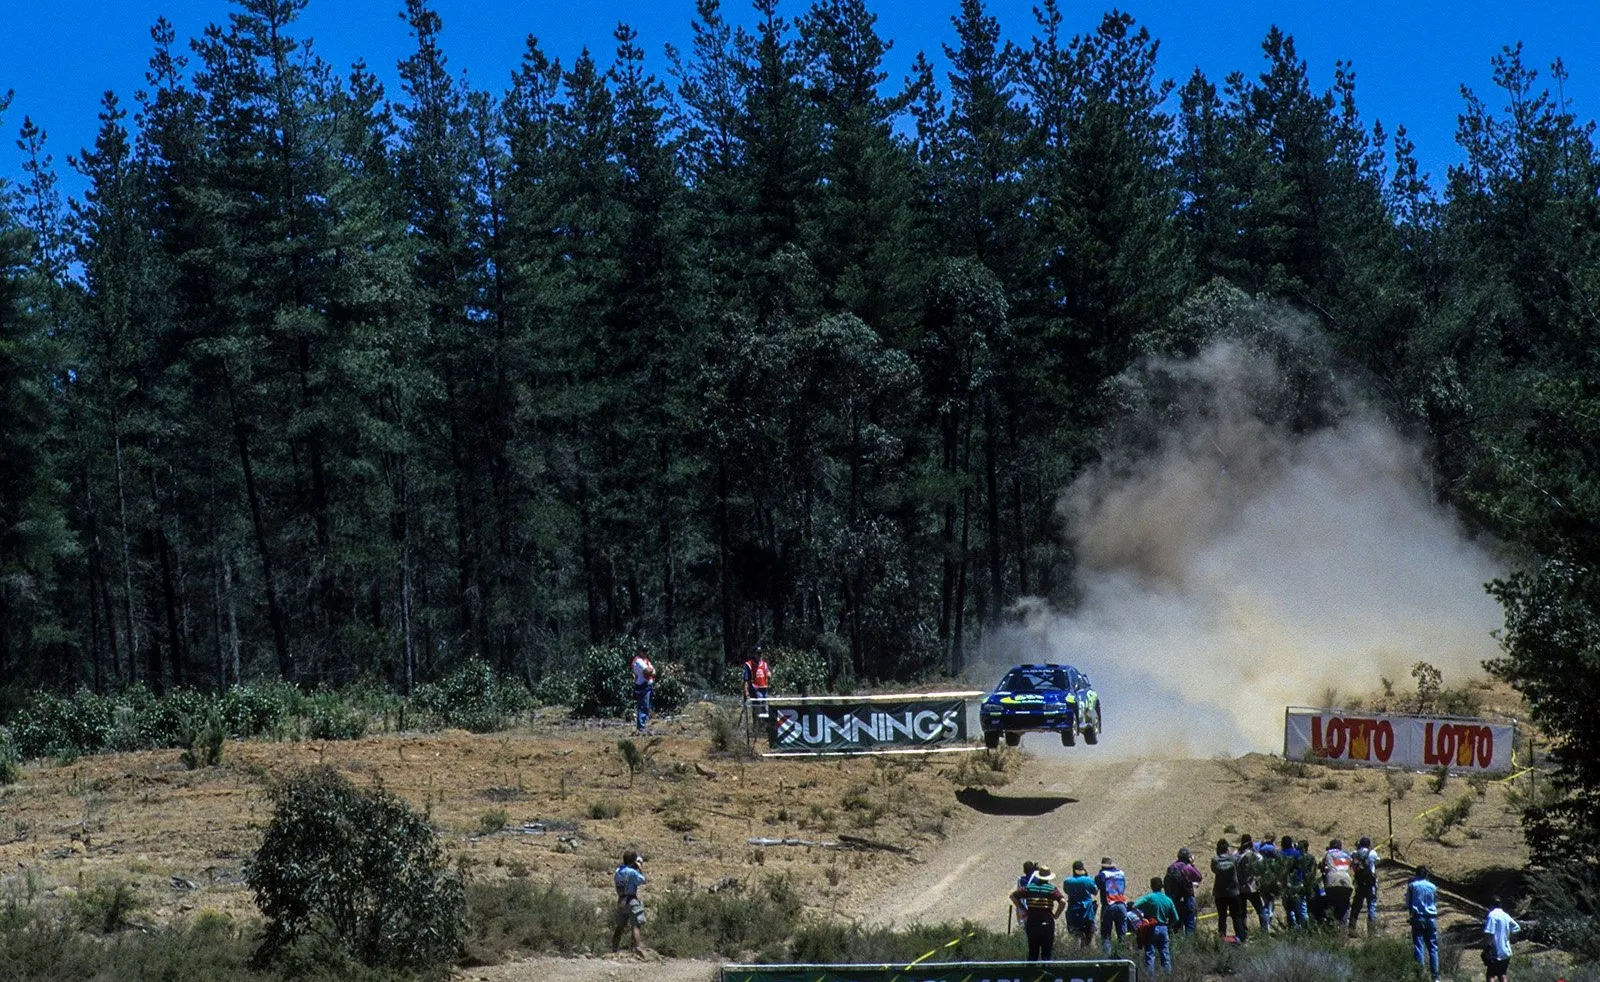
[611,848,648,953]
[1009,864,1065,961]
[1063,860,1099,948]
[630,643,656,733]
[1481,894,1519,982]
[1132,875,1180,974]
[1237,834,1269,934]
[1163,847,1203,933]
[1095,856,1130,954]
[1406,865,1441,982]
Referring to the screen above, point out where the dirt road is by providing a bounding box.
[464,955,718,982]
[859,753,1232,931]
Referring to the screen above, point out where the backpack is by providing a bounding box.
[1211,853,1238,895]
[1164,862,1192,897]
[1353,848,1378,889]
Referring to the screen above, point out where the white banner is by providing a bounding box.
[1283,708,1514,773]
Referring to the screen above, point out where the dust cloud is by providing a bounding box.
[971,327,1505,759]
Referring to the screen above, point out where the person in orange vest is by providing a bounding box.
[743,644,772,726]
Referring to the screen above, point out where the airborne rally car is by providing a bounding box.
[979,663,1101,749]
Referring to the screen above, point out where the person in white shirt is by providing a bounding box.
[630,643,656,733]
[1482,895,1520,982]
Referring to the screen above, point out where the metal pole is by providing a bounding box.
[1387,796,1395,859]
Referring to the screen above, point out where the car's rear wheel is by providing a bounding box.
[1004,732,1021,747]
[983,730,1000,750]
[1061,728,1077,747]
[1084,706,1102,745]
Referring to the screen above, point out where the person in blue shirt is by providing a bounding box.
[611,849,648,953]
[1063,860,1099,948]
[1406,865,1440,982]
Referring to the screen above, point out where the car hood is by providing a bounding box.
[984,690,1073,705]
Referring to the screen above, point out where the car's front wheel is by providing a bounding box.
[983,730,1000,750]
[1004,732,1021,747]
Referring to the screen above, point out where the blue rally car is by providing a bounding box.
[978,663,1101,749]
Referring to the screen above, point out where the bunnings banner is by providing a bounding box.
[721,960,1135,982]
[765,694,977,753]
[1283,707,1514,773]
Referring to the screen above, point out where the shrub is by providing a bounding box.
[541,643,688,719]
[705,704,754,755]
[650,875,803,958]
[132,687,217,749]
[247,767,463,970]
[179,706,226,770]
[587,800,623,820]
[1232,943,1353,982]
[220,681,300,739]
[412,660,530,733]
[10,691,114,760]
[304,690,368,741]
[1423,795,1473,841]
[73,878,143,933]
[464,880,597,961]
[788,921,1012,964]
[0,727,19,784]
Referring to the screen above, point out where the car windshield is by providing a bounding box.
[1000,667,1068,692]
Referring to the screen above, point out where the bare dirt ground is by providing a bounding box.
[0,690,1533,981]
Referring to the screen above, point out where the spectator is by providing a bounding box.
[1211,838,1247,943]
[1017,860,1038,892]
[1133,876,1180,975]
[630,644,656,733]
[1279,835,1309,929]
[611,849,648,954]
[1350,835,1381,936]
[1096,856,1130,954]
[1010,865,1066,961]
[1482,894,1520,982]
[1256,833,1280,930]
[1238,834,1270,934]
[1063,860,1099,948]
[1406,865,1441,982]
[743,645,772,727]
[1321,839,1356,926]
[1300,838,1328,923]
[1163,846,1204,933]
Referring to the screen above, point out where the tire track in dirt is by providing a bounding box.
[861,754,1226,932]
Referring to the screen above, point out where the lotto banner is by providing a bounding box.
[764,694,977,753]
[721,960,1135,982]
[1283,708,1514,773]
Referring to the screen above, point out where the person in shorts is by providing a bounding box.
[611,849,647,953]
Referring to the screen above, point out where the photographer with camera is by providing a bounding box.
[611,848,648,954]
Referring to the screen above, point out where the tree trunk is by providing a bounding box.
[231,396,292,680]
[984,397,1003,618]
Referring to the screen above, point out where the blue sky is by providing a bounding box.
[3,0,1598,200]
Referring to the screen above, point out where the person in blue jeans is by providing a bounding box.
[1133,876,1180,974]
[1406,866,1440,982]
[1095,857,1130,953]
[1162,847,1203,933]
[630,644,656,732]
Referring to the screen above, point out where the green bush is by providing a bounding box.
[10,691,114,759]
[133,688,218,749]
[304,691,368,741]
[650,875,804,958]
[0,727,19,784]
[412,660,530,733]
[788,921,1012,964]
[464,880,597,961]
[541,644,689,719]
[247,767,463,971]
[73,879,143,933]
[220,681,300,738]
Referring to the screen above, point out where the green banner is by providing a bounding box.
[720,960,1134,982]
[766,698,969,752]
